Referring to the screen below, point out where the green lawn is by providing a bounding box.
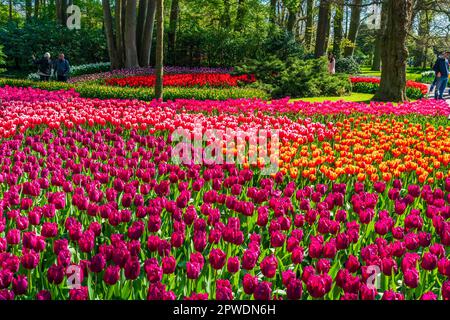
[359,67,423,82]
[289,92,419,105]
[290,92,374,103]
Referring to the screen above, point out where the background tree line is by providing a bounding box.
[0,0,449,100]
[0,0,448,69]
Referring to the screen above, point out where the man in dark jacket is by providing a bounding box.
[433,52,449,100]
[32,52,52,81]
[54,53,70,82]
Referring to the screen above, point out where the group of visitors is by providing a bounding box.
[430,51,449,100]
[32,52,70,82]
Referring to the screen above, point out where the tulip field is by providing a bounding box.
[1,83,450,301]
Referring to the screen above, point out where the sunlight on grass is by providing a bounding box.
[289,92,419,105]
[359,67,423,82]
[289,93,374,103]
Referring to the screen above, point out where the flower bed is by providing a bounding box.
[0,85,79,103]
[171,97,449,116]
[0,87,449,301]
[350,77,428,100]
[104,73,256,88]
[69,66,233,83]
[0,79,268,101]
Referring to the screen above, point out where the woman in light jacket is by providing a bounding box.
[328,52,336,75]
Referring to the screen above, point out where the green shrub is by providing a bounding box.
[405,87,426,100]
[0,78,269,101]
[0,45,6,74]
[233,57,285,85]
[70,62,111,77]
[260,30,306,60]
[335,57,360,74]
[352,82,378,94]
[0,20,108,70]
[419,71,435,84]
[307,74,352,97]
[236,57,351,98]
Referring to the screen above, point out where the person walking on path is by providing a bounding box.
[433,52,449,100]
[54,53,70,82]
[32,52,52,81]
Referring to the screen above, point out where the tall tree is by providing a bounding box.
[304,0,314,50]
[103,0,156,69]
[56,0,62,23]
[222,0,231,28]
[372,1,387,71]
[102,0,119,68]
[332,0,344,58]
[234,0,247,32]
[136,0,148,57]
[343,0,362,57]
[270,0,277,25]
[314,0,331,58]
[168,0,180,63]
[55,0,69,25]
[155,0,164,100]
[121,1,127,63]
[139,0,156,67]
[124,0,139,67]
[373,0,413,102]
[285,0,299,34]
[34,0,40,19]
[413,10,432,68]
[115,0,125,67]
[9,0,13,20]
[26,0,32,20]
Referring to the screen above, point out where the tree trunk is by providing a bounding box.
[56,0,69,25]
[25,0,33,20]
[115,0,125,67]
[168,0,180,64]
[373,0,413,102]
[140,0,156,66]
[270,0,277,24]
[121,0,127,63]
[304,0,314,50]
[234,0,246,32]
[34,0,40,18]
[136,0,148,57]
[269,0,278,30]
[343,0,362,57]
[8,0,12,20]
[371,1,387,71]
[56,0,61,23]
[372,36,381,71]
[332,0,344,58]
[155,0,164,100]
[413,10,430,68]
[62,0,68,24]
[314,0,331,58]
[102,0,119,69]
[222,0,231,28]
[286,4,298,35]
[124,0,139,68]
